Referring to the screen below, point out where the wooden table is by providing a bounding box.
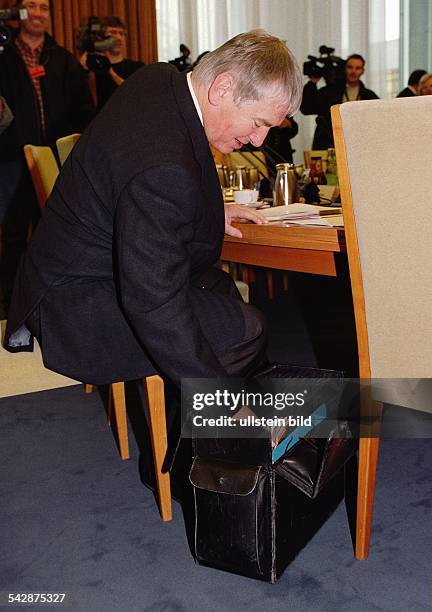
[221,222,346,277]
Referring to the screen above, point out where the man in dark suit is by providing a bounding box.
[5,30,302,393]
[396,69,426,98]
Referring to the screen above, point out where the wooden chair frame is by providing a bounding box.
[86,376,172,522]
[331,104,380,559]
[56,133,81,166]
[24,144,59,210]
[303,149,328,171]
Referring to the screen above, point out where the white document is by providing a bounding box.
[260,203,341,222]
[283,217,333,227]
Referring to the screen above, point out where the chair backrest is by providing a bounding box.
[228,150,269,180]
[210,147,269,188]
[56,133,81,166]
[332,97,432,379]
[303,149,328,170]
[23,144,59,209]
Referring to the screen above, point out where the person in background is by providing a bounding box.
[169,44,192,72]
[0,96,13,135]
[300,53,379,149]
[5,31,302,477]
[81,16,145,112]
[396,69,427,97]
[263,115,298,168]
[418,73,432,96]
[0,0,94,314]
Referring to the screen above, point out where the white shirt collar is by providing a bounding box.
[187,71,203,125]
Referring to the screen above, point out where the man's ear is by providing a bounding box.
[208,72,235,106]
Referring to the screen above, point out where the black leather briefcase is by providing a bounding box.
[188,364,357,582]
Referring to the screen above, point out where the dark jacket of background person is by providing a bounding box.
[264,115,298,167]
[5,64,246,386]
[0,30,94,313]
[396,69,427,98]
[397,86,415,98]
[95,58,144,111]
[0,31,94,160]
[300,80,379,149]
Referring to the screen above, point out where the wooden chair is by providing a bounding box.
[228,150,270,185]
[85,376,172,522]
[331,96,432,559]
[24,145,172,521]
[213,148,284,299]
[56,133,81,166]
[23,144,59,209]
[229,149,285,299]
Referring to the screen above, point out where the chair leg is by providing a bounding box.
[282,272,289,291]
[84,384,94,393]
[108,382,130,461]
[241,265,249,284]
[145,375,172,522]
[355,436,380,559]
[266,270,274,300]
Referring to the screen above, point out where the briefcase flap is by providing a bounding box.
[189,456,262,496]
[275,431,356,498]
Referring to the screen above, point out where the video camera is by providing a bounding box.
[303,45,346,87]
[0,6,28,54]
[77,16,117,71]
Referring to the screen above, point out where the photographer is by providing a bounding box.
[0,0,94,313]
[80,17,144,111]
[169,44,192,72]
[301,53,379,149]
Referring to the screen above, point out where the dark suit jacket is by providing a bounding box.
[396,87,415,98]
[5,63,244,386]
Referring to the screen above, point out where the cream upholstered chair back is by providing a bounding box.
[23,144,59,209]
[332,97,432,561]
[56,133,80,166]
[332,97,432,380]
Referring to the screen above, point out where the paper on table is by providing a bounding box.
[283,217,333,227]
[325,214,344,227]
[259,203,341,221]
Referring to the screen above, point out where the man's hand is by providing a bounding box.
[79,52,89,71]
[224,204,268,238]
[108,67,125,87]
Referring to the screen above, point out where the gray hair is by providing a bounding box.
[418,73,432,94]
[192,29,302,116]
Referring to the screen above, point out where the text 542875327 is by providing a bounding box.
[5,593,66,605]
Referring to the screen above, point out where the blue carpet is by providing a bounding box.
[0,384,431,611]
